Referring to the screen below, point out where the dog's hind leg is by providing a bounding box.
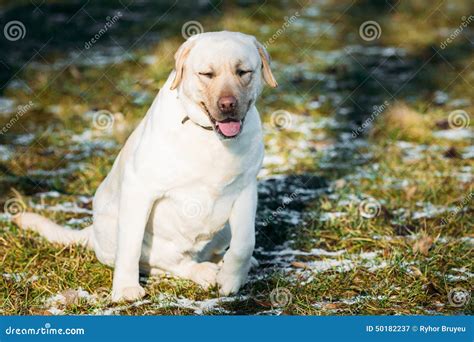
[13,213,93,248]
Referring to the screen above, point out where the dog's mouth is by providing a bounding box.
[201,102,244,139]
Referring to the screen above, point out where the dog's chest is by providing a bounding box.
[151,127,263,249]
[153,157,252,250]
[152,180,240,250]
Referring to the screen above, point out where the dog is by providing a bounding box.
[13,31,277,302]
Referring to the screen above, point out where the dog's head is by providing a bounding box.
[170,31,277,139]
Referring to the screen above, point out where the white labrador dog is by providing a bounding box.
[14,31,277,302]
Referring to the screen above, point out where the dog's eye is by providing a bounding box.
[198,72,214,79]
[237,69,252,77]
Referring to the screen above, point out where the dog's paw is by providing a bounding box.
[216,271,246,296]
[190,262,219,289]
[111,285,145,302]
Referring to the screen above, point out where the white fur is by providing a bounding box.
[14,31,275,302]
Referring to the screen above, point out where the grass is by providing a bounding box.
[0,0,473,315]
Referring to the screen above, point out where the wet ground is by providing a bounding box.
[0,0,473,315]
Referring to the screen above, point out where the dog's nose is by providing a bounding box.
[217,96,237,113]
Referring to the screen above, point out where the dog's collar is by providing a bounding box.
[181,115,214,131]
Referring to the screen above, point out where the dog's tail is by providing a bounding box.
[13,213,93,248]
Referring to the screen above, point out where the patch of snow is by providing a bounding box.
[306,259,354,273]
[448,98,470,107]
[319,212,347,221]
[36,191,62,198]
[3,273,24,282]
[0,97,16,114]
[3,273,39,283]
[433,129,473,141]
[45,288,96,307]
[0,145,14,161]
[460,237,474,247]
[412,202,453,220]
[255,308,284,315]
[27,163,84,177]
[360,251,378,260]
[342,295,387,305]
[12,133,35,145]
[455,170,472,183]
[462,145,474,159]
[141,55,157,65]
[436,267,474,282]
[47,307,64,315]
[66,216,92,226]
[371,235,395,241]
[29,200,92,214]
[0,213,11,222]
[258,245,345,257]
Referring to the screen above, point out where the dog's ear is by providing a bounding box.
[170,39,197,90]
[254,41,278,88]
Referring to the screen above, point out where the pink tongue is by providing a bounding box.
[217,121,241,137]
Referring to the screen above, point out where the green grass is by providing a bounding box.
[0,0,473,315]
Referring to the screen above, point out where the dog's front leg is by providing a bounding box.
[111,178,156,302]
[217,180,257,295]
